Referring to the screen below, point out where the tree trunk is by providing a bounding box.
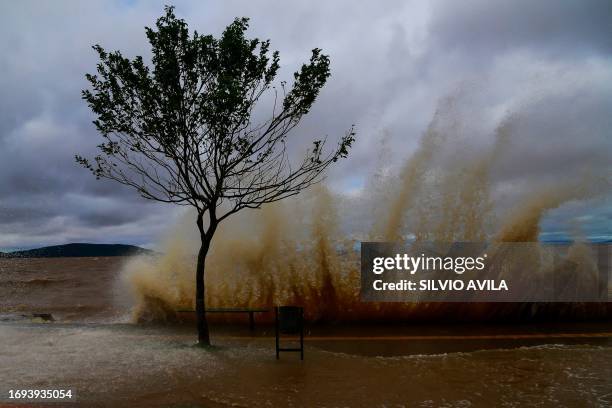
[195,210,218,346]
[195,238,211,345]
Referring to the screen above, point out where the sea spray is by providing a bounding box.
[495,183,597,243]
[120,98,610,323]
[379,99,452,241]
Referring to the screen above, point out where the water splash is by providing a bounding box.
[121,98,610,323]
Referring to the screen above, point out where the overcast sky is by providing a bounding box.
[1,0,611,250]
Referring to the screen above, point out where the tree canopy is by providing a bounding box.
[77,6,354,223]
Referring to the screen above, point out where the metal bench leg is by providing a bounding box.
[275,307,280,359]
[300,311,304,360]
[249,311,255,331]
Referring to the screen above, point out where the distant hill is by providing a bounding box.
[0,243,154,258]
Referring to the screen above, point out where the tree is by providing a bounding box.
[77,6,355,345]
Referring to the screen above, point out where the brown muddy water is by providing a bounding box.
[1,257,612,407]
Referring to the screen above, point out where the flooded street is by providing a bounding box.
[2,322,612,407]
[1,257,612,407]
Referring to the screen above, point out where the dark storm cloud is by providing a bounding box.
[429,0,612,57]
[0,0,610,248]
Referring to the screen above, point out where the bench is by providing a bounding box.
[275,306,304,360]
[176,307,269,331]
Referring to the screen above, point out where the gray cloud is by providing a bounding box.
[0,0,610,248]
[429,0,612,57]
